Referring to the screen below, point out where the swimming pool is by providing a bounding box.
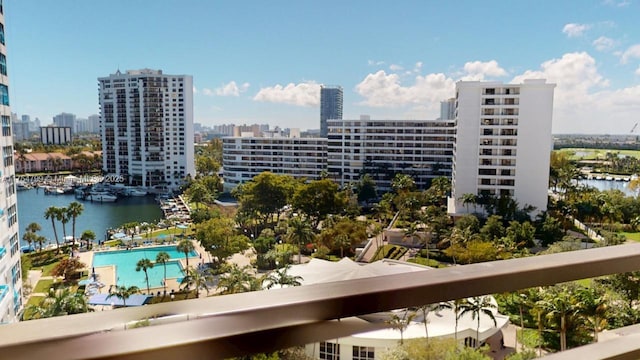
[92,246,198,290]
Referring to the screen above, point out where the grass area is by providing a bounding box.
[407,257,443,268]
[22,296,44,320]
[33,279,54,293]
[620,232,640,242]
[517,327,542,349]
[147,291,195,304]
[558,148,640,160]
[371,244,408,261]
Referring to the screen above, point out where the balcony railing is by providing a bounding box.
[2,244,640,359]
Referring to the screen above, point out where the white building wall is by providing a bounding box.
[0,6,23,324]
[449,80,555,215]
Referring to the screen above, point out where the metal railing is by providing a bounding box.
[2,244,640,359]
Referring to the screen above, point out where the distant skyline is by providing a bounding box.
[6,0,640,134]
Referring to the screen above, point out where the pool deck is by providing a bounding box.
[76,239,206,295]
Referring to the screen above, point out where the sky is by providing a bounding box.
[5,0,640,134]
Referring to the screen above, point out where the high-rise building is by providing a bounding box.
[320,85,343,137]
[40,126,72,144]
[448,80,555,216]
[53,112,76,133]
[87,114,100,133]
[439,98,456,120]
[0,3,24,323]
[98,69,195,190]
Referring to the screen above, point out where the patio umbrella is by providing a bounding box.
[176,224,188,229]
[111,232,126,240]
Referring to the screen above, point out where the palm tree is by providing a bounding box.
[414,303,449,343]
[66,201,84,247]
[155,251,170,295]
[23,222,42,251]
[26,287,91,319]
[386,310,416,345]
[56,206,70,245]
[577,287,608,343]
[107,285,140,307]
[448,298,465,341]
[536,287,579,351]
[177,239,195,270]
[80,230,96,250]
[44,206,62,250]
[262,265,303,289]
[135,258,154,295]
[458,296,497,348]
[460,193,478,213]
[285,217,315,264]
[180,267,213,298]
[216,264,260,295]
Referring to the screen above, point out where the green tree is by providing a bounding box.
[263,265,303,289]
[460,193,478,213]
[23,222,41,250]
[66,201,84,247]
[216,264,261,295]
[135,258,154,294]
[107,285,140,307]
[195,217,250,267]
[44,206,63,250]
[180,267,213,298]
[536,286,580,351]
[356,173,378,204]
[292,179,346,228]
[80,230,96,250]
[458,296,497,348]
[480,215,505,242]
[285,217,315,264]
[26,287,91,320]
[155,251,170,295]
[391,173,416,194]
[577,286,608,343]
[186,181,213,209]
[233,172,296,230]
[57,206,70,244]
[333,233,351,258]
[177,239,195,271]
[386,310,416,345]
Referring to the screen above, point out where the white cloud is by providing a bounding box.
[389,64,404,71]
[562,23,590,38]
[460,60,507,80]
[593,36,616,52]
[620,44,640,64]
[193,86,198,94]
[215,81,250,97]
[367,60,385,66]
[202,88,215,96]
[602,0,631,7]
[355,70,455,107]
[253,81,321,107]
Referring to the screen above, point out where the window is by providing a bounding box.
[0,52,6,75]
[319,341,340,360]
[3,145,13,166]
[1,115,10,136]
[9,233,18,256]
[0,83,8,105]
[7,204,17,227]
[352,346,374,360]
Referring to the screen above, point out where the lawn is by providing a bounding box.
[33,279,54,294]
[557,148,640,160]
[620,232,640,242]
[517,327,542,349]
[371,244,408,261]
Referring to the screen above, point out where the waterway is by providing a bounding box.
[577,179,636,196]
[17,188,164,246]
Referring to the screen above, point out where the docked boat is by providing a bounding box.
[125,188,147,197]
[43,186,64,195]
[88,191,118,202]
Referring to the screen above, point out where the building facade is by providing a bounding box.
[0,1,24,323]
[52,112,76,132]
[320,85,343,138]
[98,69,195,190]
[40,126,72,144]
[448,80,555,215]
[327,118,455,191]
[440,98,456,120]
[222,136,327,191]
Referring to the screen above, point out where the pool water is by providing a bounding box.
[92,246,198,290]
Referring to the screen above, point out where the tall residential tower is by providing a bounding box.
[98,69,195,190]
[0,0,24,323]
[448,80,555,216]
[320,85,343,137]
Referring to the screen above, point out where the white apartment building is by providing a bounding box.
[98,69,195,190]
[448,80,555,216]
[0,3,24,323]
[222,136,327,191]
[327,118,455,191]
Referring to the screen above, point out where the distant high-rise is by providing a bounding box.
[320,85,343,137]
[0,3,24,323]
[98,69,195,190]
[440,98,456,120]
[53,112,76,133]
[87,114,100,133]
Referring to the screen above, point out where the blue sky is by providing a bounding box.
[5,0,640,134]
